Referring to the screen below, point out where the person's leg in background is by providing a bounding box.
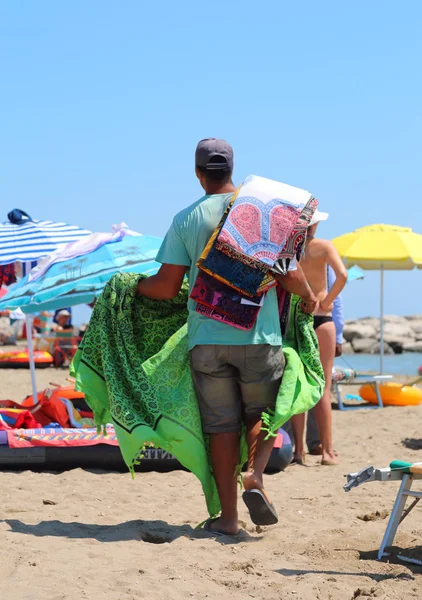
[306,408,321,454]
[290,412,306,464]
[284,410,321,462]
[313,321,338,465]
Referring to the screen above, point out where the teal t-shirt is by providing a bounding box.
[156,193,282,350]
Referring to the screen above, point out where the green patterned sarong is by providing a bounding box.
[71,273,324,517]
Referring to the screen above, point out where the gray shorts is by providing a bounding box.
[190,344,285,434]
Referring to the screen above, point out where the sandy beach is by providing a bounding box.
[1,366,421,600]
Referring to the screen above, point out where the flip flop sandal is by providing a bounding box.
[242,489,279,526]
[203,518,232,537]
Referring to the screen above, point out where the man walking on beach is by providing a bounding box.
[136,139,318,535]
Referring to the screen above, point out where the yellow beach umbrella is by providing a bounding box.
[332,224,422,373]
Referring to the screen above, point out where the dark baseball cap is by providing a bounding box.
[195,138,234,171]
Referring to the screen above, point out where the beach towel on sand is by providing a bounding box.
[71,273,324,517]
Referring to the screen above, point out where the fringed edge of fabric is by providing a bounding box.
[127,438,175,479]
[260,407,278,441]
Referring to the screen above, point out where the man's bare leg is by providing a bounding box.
[290,412,306,463]
[313,321,338,465]
[243,417,276,496]
[208,432,240,535]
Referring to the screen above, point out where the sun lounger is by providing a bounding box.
[332,368,393,410]
[345,461,422,565]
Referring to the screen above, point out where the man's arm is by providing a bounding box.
[320,242,348,312]
[275,263,318,314]
[137,217,191,300]
[137,264,188,300]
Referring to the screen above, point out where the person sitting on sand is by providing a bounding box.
[135,138,318,535]
[52,309,73,333]
[51,309,74,366]
[290,210,347,466]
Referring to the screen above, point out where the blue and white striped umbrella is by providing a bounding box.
[0,210,91,267]
[0,234,162,314]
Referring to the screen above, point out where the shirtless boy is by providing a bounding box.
[291,210,347,465]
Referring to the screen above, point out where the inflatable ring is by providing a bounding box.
[359,382,422,406]
[0,350,53,369]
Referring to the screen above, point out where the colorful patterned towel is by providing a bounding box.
[199,241,276,297]
[190,272,263,331]
[217,175,312,266]
[71,273,324,518]
[197,175,317,297]
[197,188,276,297]
[272,197,319,276]
[7,426,118,448]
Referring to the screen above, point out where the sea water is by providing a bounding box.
[335,353,422,376]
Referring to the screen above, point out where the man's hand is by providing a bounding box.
[335,343,343,357]
[300,294,318,314]
[320,297,334,313]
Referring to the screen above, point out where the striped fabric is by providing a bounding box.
[21,261,38,277]
[0,220,91,266]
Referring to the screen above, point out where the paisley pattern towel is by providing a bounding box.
[197,175,318,297]
[272,197,319,276]
[217,175,312,266]
[197,187,277,297]
[71,273,325,518]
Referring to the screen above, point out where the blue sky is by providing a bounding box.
[1,1,421,324]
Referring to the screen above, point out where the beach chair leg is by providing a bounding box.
[374,382,384,408]
[378,475,412,560]
[335,382,345,411]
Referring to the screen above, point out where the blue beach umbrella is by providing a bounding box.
[0,209,92,400]
[0,232,162,403]
[0,234,162,314]
[0,209,91,271]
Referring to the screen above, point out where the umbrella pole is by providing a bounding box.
[380,266,384,375]
[25,314,38,404]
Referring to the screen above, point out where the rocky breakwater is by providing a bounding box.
[343,315,422,354]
